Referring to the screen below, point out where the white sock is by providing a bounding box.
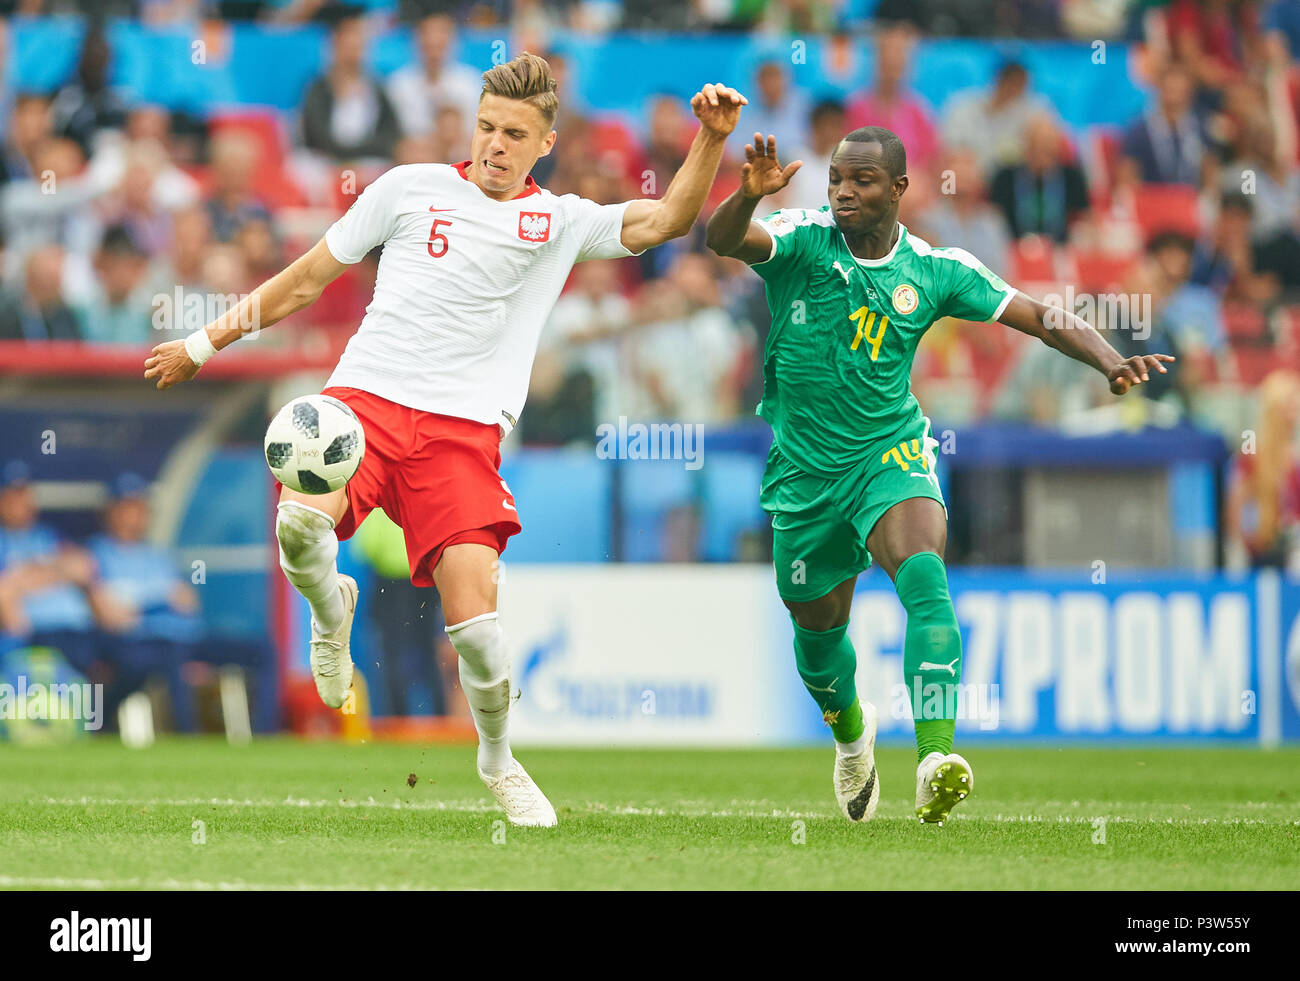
[446,612,512,776]
[276,501,344,635]
[836,734,867,757]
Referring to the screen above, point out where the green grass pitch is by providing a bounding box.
[0,739,1296,890]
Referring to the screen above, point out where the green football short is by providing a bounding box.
[760,415,947,603]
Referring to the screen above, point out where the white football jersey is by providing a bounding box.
[322,161,642,434]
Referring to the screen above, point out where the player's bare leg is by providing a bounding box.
[276,485,358,709]
[785,579,880,822]
[436,543,556,827]
[867,497,973,824]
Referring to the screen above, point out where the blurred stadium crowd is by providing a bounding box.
[0,0,1297,707]
[0,4,1296,431]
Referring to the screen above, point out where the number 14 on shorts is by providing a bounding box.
[882,438,930,473]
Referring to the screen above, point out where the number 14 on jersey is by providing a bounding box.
[849,306,889,361]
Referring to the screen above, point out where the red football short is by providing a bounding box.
[277,386,521,587]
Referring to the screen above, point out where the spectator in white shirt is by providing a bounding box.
[628,254,749,425]
[743,59,811,154]
[941,61,1055,175]
[540,258,633,425]
[386,10,482,144]
[776,98,846,211]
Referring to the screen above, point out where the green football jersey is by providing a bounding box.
[751,206,1016,478]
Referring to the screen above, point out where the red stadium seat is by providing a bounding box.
[1133,183,1199,240]
[1070,249,1138,292]
[1231,345,1282,386]
[1010,236,1060,285]
[208,108,307,209]
[1222,304,1269,344]
[589,117,641,174]
[1087,127,1124,198]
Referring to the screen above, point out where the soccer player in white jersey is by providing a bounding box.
[144,54,747,826]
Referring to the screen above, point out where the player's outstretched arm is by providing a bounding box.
[618,83,747,254]
[997,292,1176,396]
[705,133,803,264]
[144,237,349,391]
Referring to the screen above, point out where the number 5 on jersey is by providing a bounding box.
[849,306,889,361]
[427,211,453,258]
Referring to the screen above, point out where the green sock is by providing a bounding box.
[895,551,962,763]
[791,618,864,744]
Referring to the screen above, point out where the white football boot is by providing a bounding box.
[915,751,974,825]
[833,700,880,822]
[479,758,558,827]
[309,574,357,709]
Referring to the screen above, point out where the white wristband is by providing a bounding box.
[184,328,218,367]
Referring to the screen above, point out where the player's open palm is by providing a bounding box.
[144,338,201,390]
[690,83,747,137]
[741,134,802,200]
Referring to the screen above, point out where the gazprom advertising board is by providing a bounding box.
[501,566,1299,747]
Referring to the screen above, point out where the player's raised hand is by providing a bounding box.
[740,133,803,200]
[1106,353,1176,395]
[144,338,201,390]
[690,83,747,137]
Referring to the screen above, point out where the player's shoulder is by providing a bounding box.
[904,228,984,272]
[353,163,453,201]
[758,205,837,233]
[537,187,602,215]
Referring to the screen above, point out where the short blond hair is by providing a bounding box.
[480,52,558,128]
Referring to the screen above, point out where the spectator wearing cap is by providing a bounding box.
[76,224,154,345]
[86,472,203,732]
[0,460,101,677]
[941,60,1056,175]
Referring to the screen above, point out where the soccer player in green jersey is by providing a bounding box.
[706,127,1174,825]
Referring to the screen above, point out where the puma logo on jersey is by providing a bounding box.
[519,212,551,242]
[806,676,839,695]
[918,658,959,677]
[832,261,851,284]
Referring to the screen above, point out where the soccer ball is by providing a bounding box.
[264,394,365,494]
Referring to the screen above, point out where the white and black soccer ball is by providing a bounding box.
[264,395,365,494]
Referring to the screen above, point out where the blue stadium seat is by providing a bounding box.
[619,459,697,563]
[178,448,269,547]
[699,452,766,562]
[500,450,612,561]
[178,448,272,640]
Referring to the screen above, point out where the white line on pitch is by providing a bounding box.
[16,796,1300,825]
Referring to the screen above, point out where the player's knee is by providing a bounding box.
[446,612,506,682]
[785,596,850,633]
[276,501,337,568]
[894,550,955,620]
